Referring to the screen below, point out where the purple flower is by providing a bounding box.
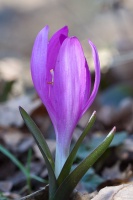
[31,26,100,177]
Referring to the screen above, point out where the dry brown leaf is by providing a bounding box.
[92,183,133,200]
[0,95,41,127]
[117,137,133,160]
[2,129,25,146]
[102,162,132,181]
[20,187,95,200]
[0,181,12,192]
[70,192,91,200]
[0,128,34,152]
[70,191,97,200]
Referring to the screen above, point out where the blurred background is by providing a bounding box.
[0,0,133,198]
[0,0,133,97]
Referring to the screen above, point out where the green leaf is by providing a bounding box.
[52,127,115,200]
[0,144,28,177]
[19,107,54,168]
[26,148,32,192]
[88,131,127,151]
[0,144,46,184]
[58,111,96,185]
[110,131,127,147]
[30,174,47,183]
[19,107,57,199]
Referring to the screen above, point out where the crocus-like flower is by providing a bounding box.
[31,26,100,177]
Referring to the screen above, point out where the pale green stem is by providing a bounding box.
[55,140,70,178]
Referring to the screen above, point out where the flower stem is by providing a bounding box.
[55,141,70,178]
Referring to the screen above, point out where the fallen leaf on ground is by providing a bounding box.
[0,95,41,127]
[0,181,12,192]
[102,161,132,181]
[92,183,133,200]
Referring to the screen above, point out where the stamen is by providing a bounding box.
[47,82,53,85]
[47,69,54,85]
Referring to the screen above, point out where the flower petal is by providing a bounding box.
[53,36,91,176]
[82,40,100,115]
[82,60,91,107]
[30,26,100,177]
[31,25,49,98]
[44,26,69,120]
[46,26,68,83]
[53,36,91,146]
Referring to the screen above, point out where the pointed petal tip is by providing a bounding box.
[43,25,49,29]
[39,25,49,35]
[56,25,69,36]
[82,39,100,115]
[33,25,49,46]
[64,36,80,46]
[62,25,69,32]
[88,39,93,45]
[88,40,97,50]
[64,36,75,41]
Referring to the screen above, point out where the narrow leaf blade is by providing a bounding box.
[58,111,96,185]
[0,145,47,184]
[30,174,47,183]
[0,144,27,177]
[19,107,57,198]
[52,127,116,200]
[19,106,54,168]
